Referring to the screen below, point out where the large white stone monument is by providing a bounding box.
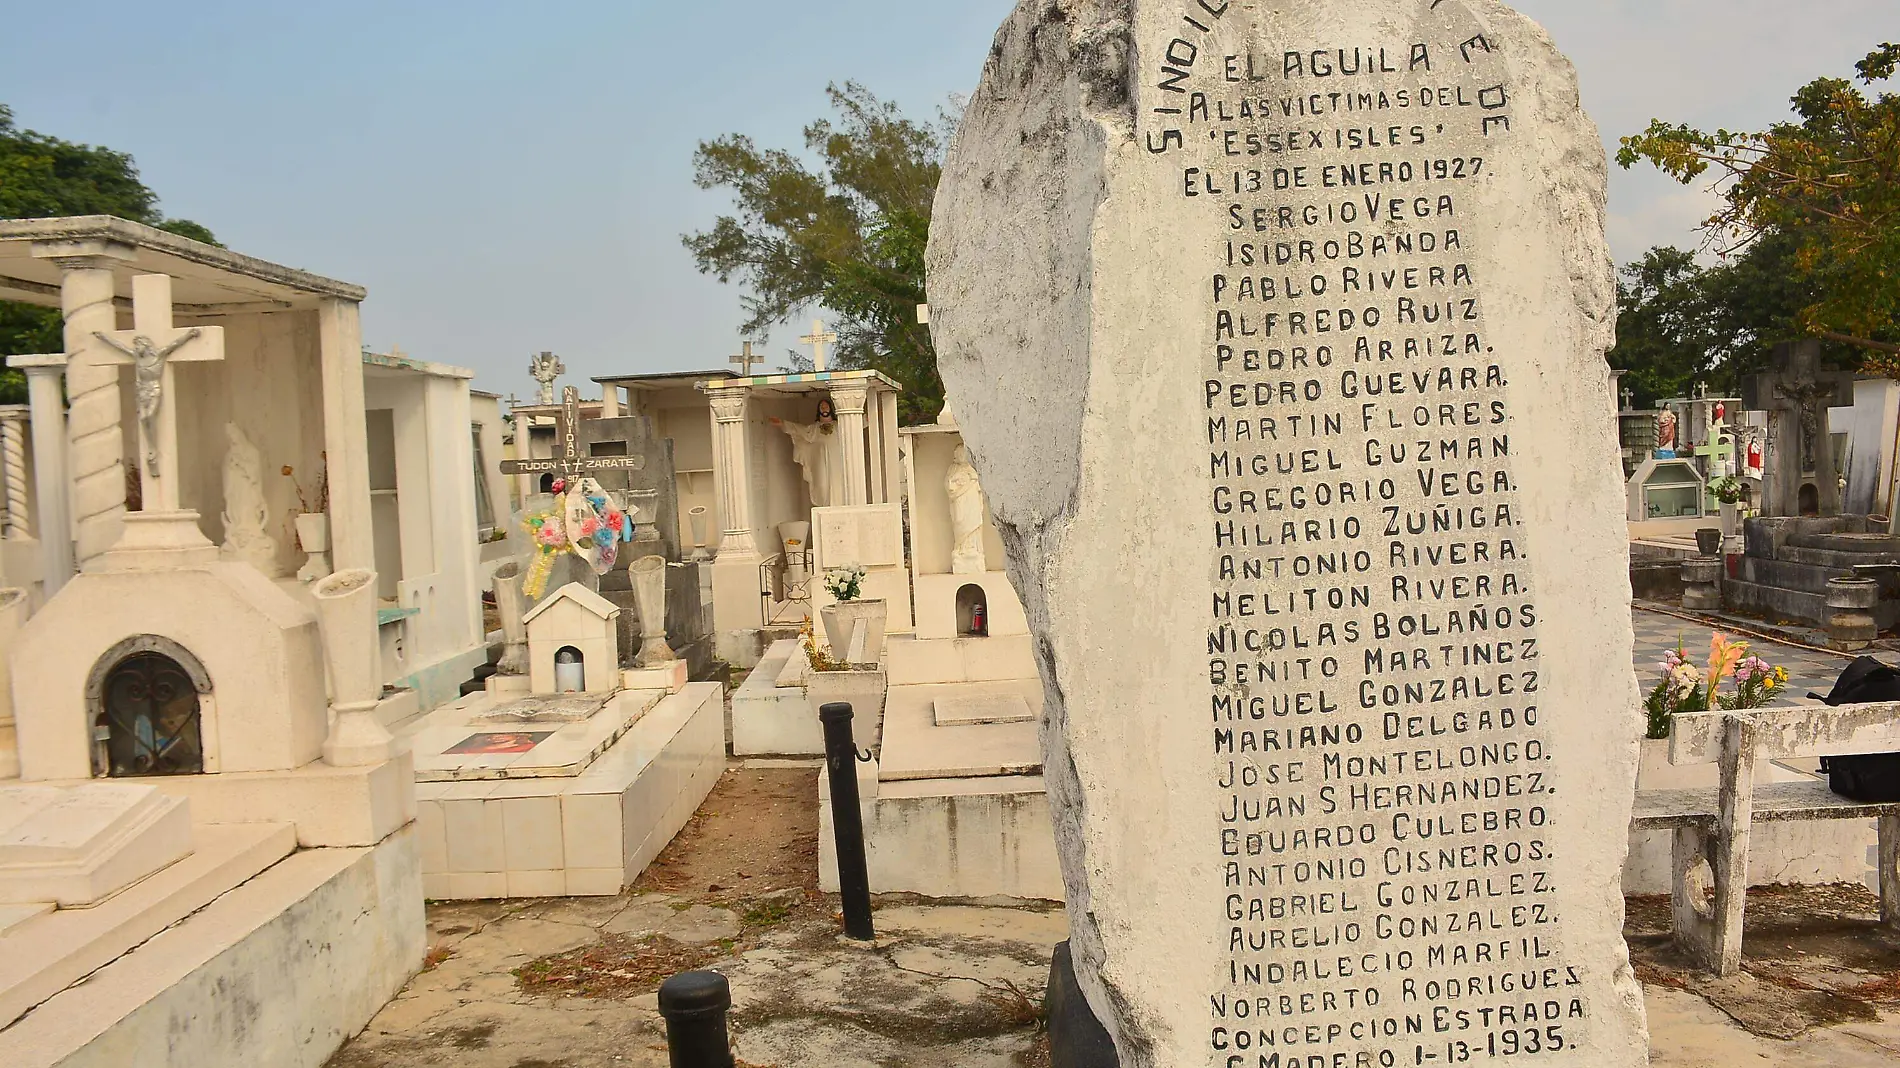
[929,2,1646,1065]
[0,220,424,1068]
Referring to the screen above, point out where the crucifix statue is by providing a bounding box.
[1743,340,1855,517]
[90,274,226,513]
[799,320,838,373]
[501,386,647,485]
[730,341,764,377]
[529,351,565,405]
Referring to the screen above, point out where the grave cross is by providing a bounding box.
[90,274,225,513]
[1693,436,1734,480]
[730,341,763,376]
[500,386,646,483]
[1619,386,1634,410]
[799,320,838,373]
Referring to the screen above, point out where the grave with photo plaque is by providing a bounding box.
[928,2,1648,1066]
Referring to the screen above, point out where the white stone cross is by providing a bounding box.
[799,320,838,373]
[91,274,225,513]
[730,341,763,376]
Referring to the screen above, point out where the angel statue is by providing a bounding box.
[529,351,566,405]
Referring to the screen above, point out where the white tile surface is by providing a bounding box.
[561,792,622,871]
[442,799,504,874]
[502,797,563,872]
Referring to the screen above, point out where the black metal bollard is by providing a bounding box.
[658,971,734,1068]
[820,701,876,941]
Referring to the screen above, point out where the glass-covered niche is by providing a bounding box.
[1629,458,1707,521]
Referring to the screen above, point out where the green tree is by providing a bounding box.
[1609,232,1859,406]
[684,83,953,423]
[0,103,219,402]
[1618,43,1900,368]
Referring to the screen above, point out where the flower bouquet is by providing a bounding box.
[1644,633,1789,739]
[520,477,635,598]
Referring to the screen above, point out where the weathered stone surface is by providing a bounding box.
[928,2,1646,1064]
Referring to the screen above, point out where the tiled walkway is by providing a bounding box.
[1632,606,1856,706]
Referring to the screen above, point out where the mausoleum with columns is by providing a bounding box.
[593,364,907,666]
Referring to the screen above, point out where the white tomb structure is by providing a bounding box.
[801,416,1059,899]
[358,346,491,711]
[524,584,620,695]
[0,219,487,720]
[396,543,715,900]
[594,365,908,668]
[0,220,423,1065]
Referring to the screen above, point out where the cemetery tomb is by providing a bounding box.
[930,1,1648,1065]
[811,419,1061,900]
[690,367,903,667]
[398,669,724,899]
[0,220,439,1067]
[359,346,493,712]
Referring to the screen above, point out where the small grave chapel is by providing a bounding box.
[0,218,488,720]
[0,218,424,1067]
[596,331,908,668]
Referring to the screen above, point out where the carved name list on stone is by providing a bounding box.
[927,3,1646,1067]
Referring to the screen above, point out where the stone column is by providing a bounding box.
[878,387,903,507]
[830,382,871,506]
[0,406,29,539]
[45,252,132,568]
[12,357,72,594]
[319,298,376,573]
[704,384,758,560]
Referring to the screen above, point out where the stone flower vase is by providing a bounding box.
[688,506,712,561]
[295,512,333,583]
[630,555,677,666]
[805,666,888,751]
[493,561,529,676]
[311,569,396,767]
[1694,528,1722,556]
[294,513,330,553]
[821,598,888,666]
[1719,503,1740,537]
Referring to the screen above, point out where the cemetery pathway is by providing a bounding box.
[1633,606,1857,703]
[326,763,1062,1068]
[325,702,1900,1067]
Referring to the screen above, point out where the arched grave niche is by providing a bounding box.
[956,583,989,637]
[84,635,214,778]
[1799,483,1820,517]
[555,645,586,692]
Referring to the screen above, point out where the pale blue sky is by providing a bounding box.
[3,1,1887,399]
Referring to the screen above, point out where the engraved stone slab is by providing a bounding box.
[928,2,1647,1064]
[933,693,1036,727]
[0,783,193,907]
[476,693,616,725]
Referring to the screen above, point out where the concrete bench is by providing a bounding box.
[1630,703,1900,975]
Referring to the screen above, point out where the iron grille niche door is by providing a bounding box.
[99,652,205,777]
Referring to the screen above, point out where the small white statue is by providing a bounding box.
[946,444,987,575]
[221,422,281,577]
[529,351,565,405]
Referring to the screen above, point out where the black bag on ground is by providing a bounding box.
[1816,656,1900,803]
